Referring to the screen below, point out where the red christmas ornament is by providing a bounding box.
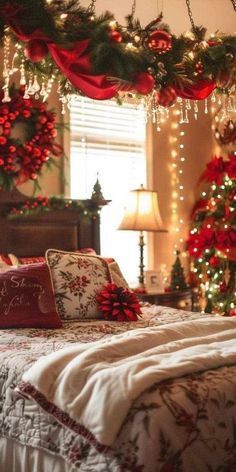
[133,72,155,95]
[155,85,177,107]
[109,30,122,43]
[229,309,236,317]
[96,283,141,322]
[209,256,220,267]
[219,282,227,293]
[146,30,172,54]
[24,39,49,62]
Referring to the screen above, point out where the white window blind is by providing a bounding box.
[69,96,147,285]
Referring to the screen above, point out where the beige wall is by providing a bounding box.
[0,1,233,274]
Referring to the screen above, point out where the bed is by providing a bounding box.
[0,189,236,472]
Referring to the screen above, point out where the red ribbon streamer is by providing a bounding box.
[5,20,119,100]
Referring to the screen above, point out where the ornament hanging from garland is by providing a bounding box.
[0,87,63,192]
[24,39,49,63]
[146,30,172,54]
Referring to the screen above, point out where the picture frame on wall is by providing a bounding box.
[145,270,165,294]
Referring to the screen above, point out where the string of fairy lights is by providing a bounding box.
[168,105,188,260]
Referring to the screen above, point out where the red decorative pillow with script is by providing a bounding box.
[0,263,62,329]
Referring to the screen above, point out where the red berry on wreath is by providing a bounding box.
[33,148,41,157]
[24,39,49,63]
[23,109,31,119]
[0,136,7,145]
[51,129,57,138]
[39,116,47,125]
[109,29,123,43]
[47,122,54,130]
[146,30,172,54]
[0,159,4,165]
[3,129,10,136]
[4,122,11,129]
[9,146,16,153]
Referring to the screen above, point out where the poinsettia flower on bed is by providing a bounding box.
[96,283,141,321]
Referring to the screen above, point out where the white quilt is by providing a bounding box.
[19,316,236,447]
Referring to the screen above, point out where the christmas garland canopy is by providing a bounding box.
[0,0,236,105]
[0,87,63,191]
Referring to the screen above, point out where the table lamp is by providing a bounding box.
[118,185,167,287]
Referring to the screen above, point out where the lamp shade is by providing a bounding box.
[119,186,166,232]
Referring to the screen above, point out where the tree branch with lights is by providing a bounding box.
[187,153,236,316]
[0,0,235,107]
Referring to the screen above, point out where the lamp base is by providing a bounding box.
[138,231,145,286]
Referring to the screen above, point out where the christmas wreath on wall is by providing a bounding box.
[0,87,63,191]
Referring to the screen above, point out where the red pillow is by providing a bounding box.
[17,249,97,266]
[18,256,46,265]
[0,263,62,329]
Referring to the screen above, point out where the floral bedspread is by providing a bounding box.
[1,305,236,471]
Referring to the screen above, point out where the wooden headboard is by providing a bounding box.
[0,189,108,257]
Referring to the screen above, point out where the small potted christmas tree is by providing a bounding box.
[169,250,188,291]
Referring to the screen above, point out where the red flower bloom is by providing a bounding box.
[199,156,226,185]
[187,228,216,258]
[225,153,236,180]
[215,229,236,250]
[96,283,141,322]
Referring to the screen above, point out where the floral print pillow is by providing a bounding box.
[46,249,112,320]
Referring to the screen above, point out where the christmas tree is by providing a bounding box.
[170,250,188,291]
[91,176,105,200]
[187,153,236,316]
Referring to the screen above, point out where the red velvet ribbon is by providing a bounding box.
[174,79,216,100]
[48,41,119,100]
[4,20,119,100]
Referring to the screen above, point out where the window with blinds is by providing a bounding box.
[69,96,147,285]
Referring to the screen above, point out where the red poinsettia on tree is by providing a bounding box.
[187,153,236,316]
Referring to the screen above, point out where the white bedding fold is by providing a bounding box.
[18,317,236,447]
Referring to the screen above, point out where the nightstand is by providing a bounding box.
[136,289,194,311]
